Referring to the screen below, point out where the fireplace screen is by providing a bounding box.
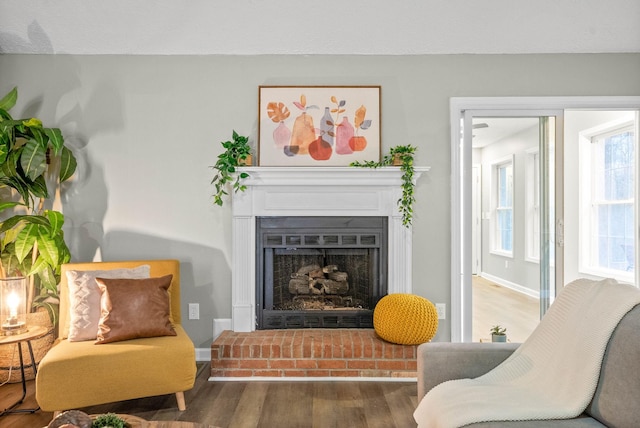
[257,216,387,329]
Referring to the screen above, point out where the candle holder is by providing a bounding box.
[0,277,28,336]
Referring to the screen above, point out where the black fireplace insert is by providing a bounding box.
[256,216,388,329]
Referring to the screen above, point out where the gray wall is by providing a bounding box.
[1,53,639,346]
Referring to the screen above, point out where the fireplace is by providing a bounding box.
[229,167,427,332]
[256,216,387,329]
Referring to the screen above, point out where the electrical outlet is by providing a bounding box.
[435,303,446,320]
[188,303,199,320]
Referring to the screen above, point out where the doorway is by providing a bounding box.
[450,96,640,343]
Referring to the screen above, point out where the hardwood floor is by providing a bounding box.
[472,275,540,343]
[0,364,418,428]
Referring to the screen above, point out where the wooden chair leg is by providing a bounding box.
[175,391,186,411]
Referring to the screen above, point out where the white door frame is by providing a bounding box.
[450,96,640,343]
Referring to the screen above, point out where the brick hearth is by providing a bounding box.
[210,329,417,379]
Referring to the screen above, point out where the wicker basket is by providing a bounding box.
[0,309,55,383]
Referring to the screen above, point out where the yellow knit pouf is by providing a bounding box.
[373,293,439,345]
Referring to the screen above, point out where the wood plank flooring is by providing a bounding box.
[472,275,540,343]
[0,363,418,428]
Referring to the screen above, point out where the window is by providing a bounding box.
[492,156,514,256]
[525,149,540,262]
[580,121,635,281]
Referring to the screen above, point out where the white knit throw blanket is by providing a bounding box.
[414,278,640,428]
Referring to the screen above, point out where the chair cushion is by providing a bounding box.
[95,275,176,344]
[36,324,196,411]
[373,293,438,345]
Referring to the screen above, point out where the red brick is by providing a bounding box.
[318,359,346,369]
[305,370,331,377]
[254,370,282,377]
[330,370,360,377]
[225,369,254,377]
[240,359,269,369]
[270,359,296,369]
[295,359,318,369]
[347,360,376,370]
[376,360,407,370]
[283,370,308,377]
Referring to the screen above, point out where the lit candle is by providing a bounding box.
[6,291,19,325]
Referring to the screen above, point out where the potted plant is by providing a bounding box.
[0,87,77,324]
[490,325,507,342]
[210,130,252,206]
[350,144,417,227]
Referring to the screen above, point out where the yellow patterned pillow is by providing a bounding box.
[373,294,438,345]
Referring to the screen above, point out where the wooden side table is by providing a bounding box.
[0,325,48,416]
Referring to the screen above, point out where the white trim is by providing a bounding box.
[231,166,428,332]
[208,376,417,383]
[450,96,640,343]
[213,318,232,341]
[479,272,540,299]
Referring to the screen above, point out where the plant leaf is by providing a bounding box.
[300,94,306,107]
[43,127,64,154]
[293,102,305,111]
[0,87,17,111]
[14,223,38,262]
[36,230,59,268]
[360,119,372,130]
[59,146,77,182]
[46,210,64,235]
[266,102,290,123]
[331,96,337,104]
[20,137,47,181]
[354,105,366,129]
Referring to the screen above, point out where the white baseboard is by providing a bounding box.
[213,318,232,341]
[479,272,540,299]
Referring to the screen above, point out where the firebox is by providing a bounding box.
[256,216,388,329]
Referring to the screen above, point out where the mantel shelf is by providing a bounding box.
[238,166,430,187]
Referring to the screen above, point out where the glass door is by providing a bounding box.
[463,111,562,342]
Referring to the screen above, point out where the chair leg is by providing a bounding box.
[175,391,186,411]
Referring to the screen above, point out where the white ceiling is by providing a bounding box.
[472,118,539,149]
[1,0,639,55]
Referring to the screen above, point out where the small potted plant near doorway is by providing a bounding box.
[490,325,507,342]
[210,130,252,206]
[350,144,417,227]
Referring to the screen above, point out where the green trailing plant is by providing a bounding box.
[490,325,507,336]
[350,144,417,227]
[92,413,126,428]
[210,130,252,206]
[0,87,77,325]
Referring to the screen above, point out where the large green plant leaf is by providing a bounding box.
[20,137,47,181]
[36,229,60,268]
[43,128,64,154]
[14,223,38,262]
[46,210,64,235]
[0,201,20,214]
[0,87,17,111]
[59,146,77,182]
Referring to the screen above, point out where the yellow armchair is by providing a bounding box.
[36,260,196,414]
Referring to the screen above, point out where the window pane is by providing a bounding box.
[591,128,635,274]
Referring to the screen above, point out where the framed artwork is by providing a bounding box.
[258,86,381,166]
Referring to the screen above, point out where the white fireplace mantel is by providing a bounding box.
[230,166,429,332]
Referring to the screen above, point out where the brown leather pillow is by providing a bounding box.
[95,275,176,344]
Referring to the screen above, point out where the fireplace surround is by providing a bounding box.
[231,166,427,332]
